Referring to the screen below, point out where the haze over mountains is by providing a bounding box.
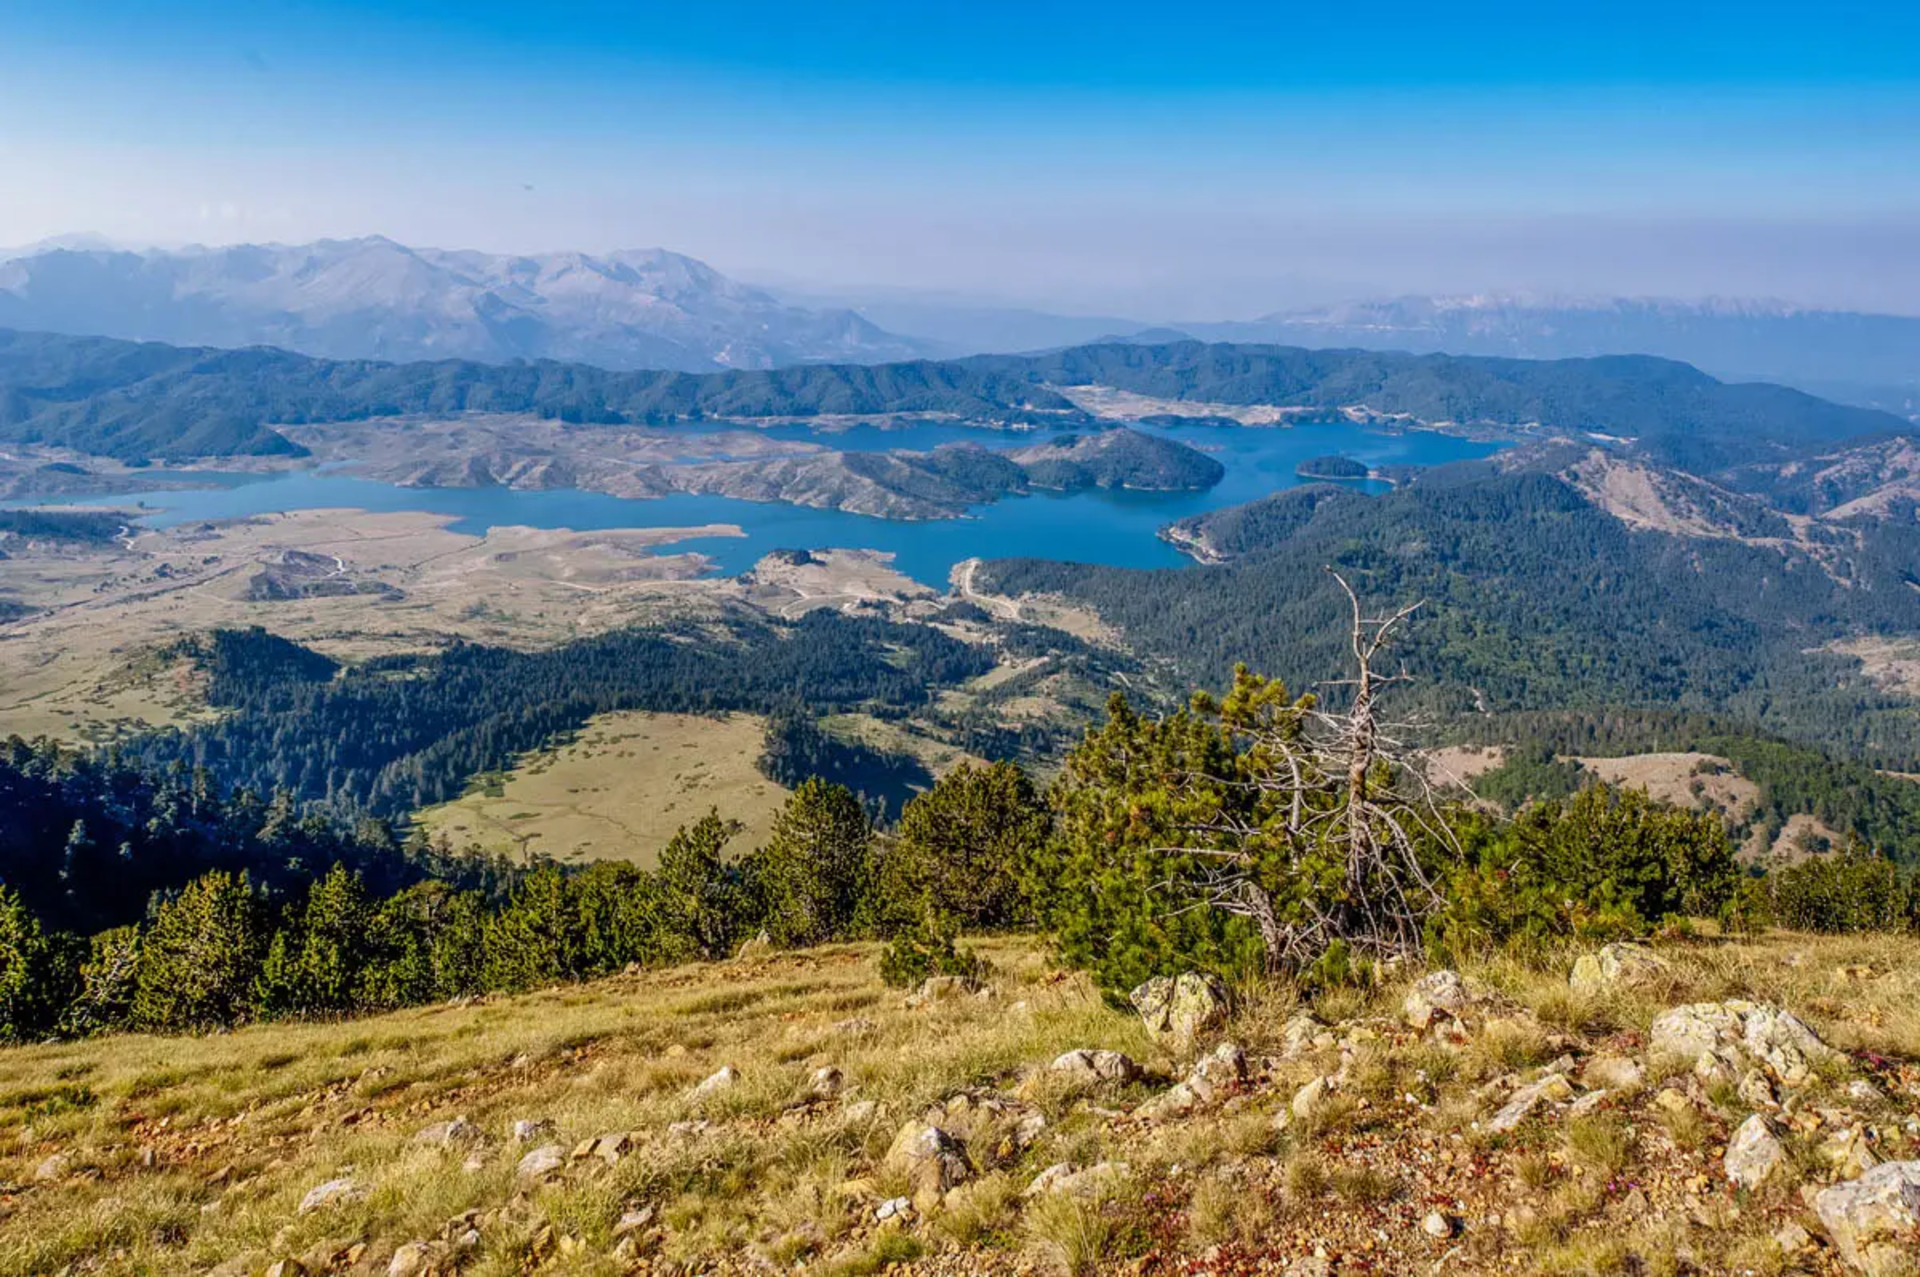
[1,237,1915,417]
[0,237,927,373]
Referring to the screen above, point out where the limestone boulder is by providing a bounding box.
[1814,1161,1920,1275]
[884,1120,971,1207]
[1403,970,1475,1032]
[1569,942,1672,992]
[1129,972,1230,1049]
[1048,1049,1141,1087]
[1724,1114,1787,1190]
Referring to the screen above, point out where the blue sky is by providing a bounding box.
[2,1,1917,315]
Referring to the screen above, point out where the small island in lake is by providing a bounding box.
[1295,454,1371,480]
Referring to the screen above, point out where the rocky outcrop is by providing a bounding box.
[1649,1001,1837,1087]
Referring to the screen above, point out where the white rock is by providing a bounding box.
[1814,1161,1920,1275]
[875,1195,912,1222]
[1725,1113,1787,1189]
[514,1144,566,1180]
[297,1178,364,1215]
[1422,1210,1453,1239]
[690,1065,739,1099]
[1404,970,1475,1031]
[1486,1074,1573,1133]
[1568,942,1671,991]
[387,1241,440,1277]
[884,1120,971,1202]
[414,1116,484,1148]
[1292,1076,1335,1120]
[806,1066,845,1101]
[1048,1048,1141,1086]
[1129,972,1230,1049]
[511,1118,554,1143]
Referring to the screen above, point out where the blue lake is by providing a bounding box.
[25,424,1506,587]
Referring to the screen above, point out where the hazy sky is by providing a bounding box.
[2,1,1918,317]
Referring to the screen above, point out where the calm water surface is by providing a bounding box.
[25,424,1506,587]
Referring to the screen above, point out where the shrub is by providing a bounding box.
[877,909,985,989]
[1762,849,1915,933]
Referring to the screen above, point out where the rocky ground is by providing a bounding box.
[3,932,1918,1276]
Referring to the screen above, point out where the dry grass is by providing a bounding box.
[415,710,788,867]
[3,928,1919,1275]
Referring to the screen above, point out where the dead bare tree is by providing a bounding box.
[1129,570,1455,974]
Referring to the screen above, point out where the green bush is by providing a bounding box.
[1760,849,1915,933]
[877,910,986,989]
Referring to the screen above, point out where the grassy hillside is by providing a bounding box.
[6,931,1918,1275]
[415,712,789,867]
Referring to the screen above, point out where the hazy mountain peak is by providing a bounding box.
[0,236,927,372]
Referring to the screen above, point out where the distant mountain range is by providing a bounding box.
[772,286,1919,414]
[0,237,927,373]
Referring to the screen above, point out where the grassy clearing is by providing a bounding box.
[1,929,1917,1275]
[415,711,788,867]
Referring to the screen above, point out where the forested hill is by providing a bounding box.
[979,461,1920,765]
[0,327,1901,464]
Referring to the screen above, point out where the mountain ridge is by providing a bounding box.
[0,237,927,373]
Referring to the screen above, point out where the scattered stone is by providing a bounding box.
[875,1196,913,1223]
[1129,972,1230,1050]
[515,1145,566,1181]
[666,1119,713,1139]
[1773,1221,1812,1254]
[32,1152,73,1183]
[1569,942,1672,991]
[1813,1161,1920,1276]
[841,1099,881,1126]
[1422,1210,1454,1239]
[1487,1074,1573,1133]
[1281,1012,1333,1058]
[613,1206,656,1238]
[264,1261,304,1277]
[1024,1160,1131,1198]
[1821,1127,1881,1179]
[1292,1076,1336,1121]
[297,1178,364,1215]
[585,1132,631,1165]
[833,1017,877,1035]
[1188,1041,1249,1093]
[511,1119,554,1144]
[909,975,973,1006]
[414,1116,484,1148]
[1581,1055,1644,1091]
[1848,1079,1890,1108]
[807,1066,846,1101]
[1725,1113,1788,1189]
[885,1120,972,1206]
[1049,1048,1141,1086]
[1404,969,1476,1032]
[690,1065,739,1099]
[387,1241,442,1277]
[1653,1088,1693,1117]
[1738,1070,1778,1110]
[1568,1090,1610,1117]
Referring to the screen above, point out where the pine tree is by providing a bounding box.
[132,871,264,1031]
[754,780,871,947]
[0,885,56,1040]
[654,812,743,960]
[881,761,1046,930]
